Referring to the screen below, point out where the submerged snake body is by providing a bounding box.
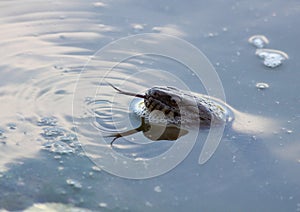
[108,83,278,145]
[131,86,230,127]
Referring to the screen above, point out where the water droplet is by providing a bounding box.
[66,179,82,189]
[154,186,162,193]
[255,49,288,68]
[98,202,108,208]
[248,35,269,48]
[256,82,269,89]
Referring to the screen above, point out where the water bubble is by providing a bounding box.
[256,82,269,89]
[132,24,144,32]
[154,186,162,193]
[58,166,64,171]
[43,141,74,154]
[152,26,161,33]
[222,27,228,32]
[145,201,153,207]
[98,202,108,208]
[255,49,288,68]
[60,133,77,142]
[66,179,82,189]
[7,123,17,130]
[38,117,57,126]
[232,155,236,163]
[248,35,269,48]
[207,32,218,38]
[42,127,65,137]
[93,2,106,7]
[54,155,61,159]
[91,166,102,172]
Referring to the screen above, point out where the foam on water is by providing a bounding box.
[256,49,289,68]
[248,35,269,48]
[256,82,270,89]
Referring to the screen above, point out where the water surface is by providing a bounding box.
[0,0,299,211]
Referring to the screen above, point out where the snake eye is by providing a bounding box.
[171,99,176,106]
[170,96,180,106]
[152,91,159,97]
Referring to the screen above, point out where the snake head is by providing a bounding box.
[144,86,186,119]
[144,86,215,126]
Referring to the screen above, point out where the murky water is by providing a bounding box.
[0,0,299,211]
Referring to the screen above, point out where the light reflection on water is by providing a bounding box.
[0,0,299,211]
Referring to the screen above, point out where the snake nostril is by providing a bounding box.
[164,109,171,115]
[173,111,180,117]
[157,104,164,110]
[152,102,159,110]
